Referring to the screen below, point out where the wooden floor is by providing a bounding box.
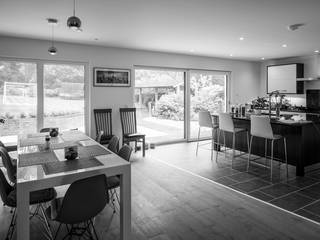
[1,151,320,239]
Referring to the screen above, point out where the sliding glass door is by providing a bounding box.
[0,59,86,142]
[189,70,228,139]
[134,68,185,143]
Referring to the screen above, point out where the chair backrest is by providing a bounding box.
[0,168,14,206]
[198,111,213,128]
[0,146,16,183]
[94,109,113,142]
[95,130,104,143]
[108,135,119,153]
[250,115,274,139]
[120,108,137,135]
[118,145,133,162]
[0,140,5,148]
[56,174,109,224]
[218,113,234,132]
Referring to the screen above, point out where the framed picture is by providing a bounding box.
[93,67,131,87]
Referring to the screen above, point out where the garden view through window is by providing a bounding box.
[135,68,227,144]
[0,60,85,142]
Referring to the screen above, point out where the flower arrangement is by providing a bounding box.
[251,97,268,109]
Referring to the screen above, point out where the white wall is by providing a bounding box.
[260,54,320,106]
[0,36,261,139]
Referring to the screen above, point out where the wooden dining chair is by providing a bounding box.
[94,109,113,144]
[119,108,145,157]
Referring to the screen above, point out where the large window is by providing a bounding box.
[0,59,86,142]
[134,67,229,144]
[135,68,185,143]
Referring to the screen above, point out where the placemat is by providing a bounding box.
[78,145,111,158]
[42,157,103,175]
[18,151,59,167]
[60,132,90,142]
[51,141,80,150]
[20,137,45,147]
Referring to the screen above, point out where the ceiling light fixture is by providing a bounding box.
[239,37,244,41]
[261,57,265,60]
[67,0,82,32]
[47,18,58,55]
[282,44,287,48]
[315,50,319,53]
[229,54,233,57]
[189,49,195,53]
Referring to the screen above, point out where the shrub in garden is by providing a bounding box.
[154,93,184,120]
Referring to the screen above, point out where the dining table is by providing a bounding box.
[16,129,131,240]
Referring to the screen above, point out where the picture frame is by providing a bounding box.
[93,67,131,87]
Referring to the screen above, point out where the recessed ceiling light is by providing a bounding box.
[239,37,244,41]
[229,54,233,57]
[282,44,287,48]
[315,50,319,53]
[261,57,265,60]
[189,49,195,53]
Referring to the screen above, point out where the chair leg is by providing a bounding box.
[211,128,214,161]
[284,137,288,179]
[247,135,253,172]
[40,204,53,240]
[232,133,235,168]
[265,138,268,166]
[5,208,16,240]
[216,129,220,162]
[142,137,145,157]
[89,219,99,240]
[223,131,226,160]
[196,127,201,156]
[270,139,274,182]
[53,223,62,240]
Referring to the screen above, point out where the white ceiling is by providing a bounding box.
[0,0,320,61]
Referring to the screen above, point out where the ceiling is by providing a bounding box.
[1,0,320,61]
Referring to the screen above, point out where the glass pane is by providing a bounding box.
[44,64,85,132]
[135,69,185,143]
[190,71,226,139]
[0,61,37,141]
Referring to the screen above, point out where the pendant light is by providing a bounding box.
[47,18,58,55]
[67,0,82,32]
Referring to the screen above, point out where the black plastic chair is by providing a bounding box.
[94,109,113,144]
[107,135,120,154]
[0,168,56,240]
[0,146,16,184]
[107,145,132,212]
[119,108,145,157]
[46,174,109,240]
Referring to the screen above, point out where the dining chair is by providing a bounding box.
[107,135,120,154]
[0,141,17,165]
[195,111,219,161]
[0,146,16,184]
[0,168,56,240]
[248,115,288,181]
[107,144,133,213]
[119,108,145,157]
[94,108,113,144]
[45,174,109,240]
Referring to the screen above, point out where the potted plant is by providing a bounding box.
[251,97,268,114]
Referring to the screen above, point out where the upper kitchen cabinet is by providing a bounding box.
[267,63,304,94]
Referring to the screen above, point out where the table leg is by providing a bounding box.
[120,166,131,240]
[17,185,30,240]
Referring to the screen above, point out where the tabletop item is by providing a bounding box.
[44,135,51,150]
[49,128,59,137]
[64,145,78,160]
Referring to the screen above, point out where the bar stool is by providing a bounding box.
[195,111,219,161]
[216,113,249,168]
[248,115,288,181]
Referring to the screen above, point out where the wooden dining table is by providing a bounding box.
[16,130,131,240]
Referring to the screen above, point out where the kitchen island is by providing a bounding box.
[216,113,320,176]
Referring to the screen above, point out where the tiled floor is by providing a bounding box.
[148,141,320,223]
